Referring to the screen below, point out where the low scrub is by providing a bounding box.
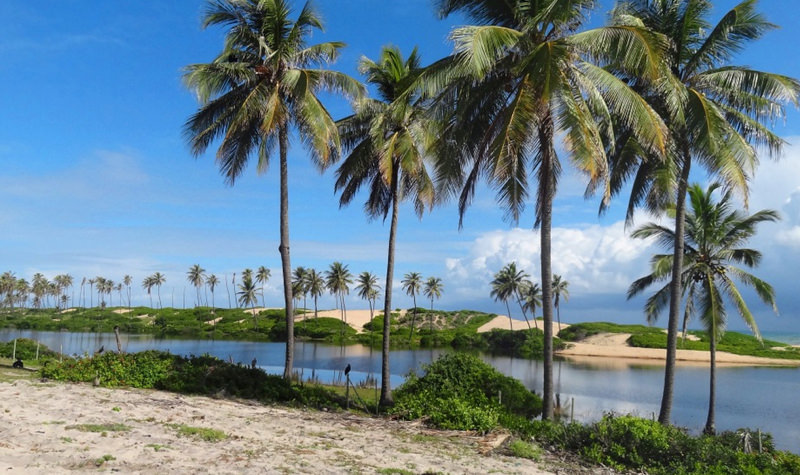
[392,353,542,432]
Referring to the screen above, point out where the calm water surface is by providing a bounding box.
[2,329,798,452]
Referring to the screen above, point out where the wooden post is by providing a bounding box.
[36,341,40,360]
[345,375,350,410]
[60,344,63,363]
[570,397,575,423]
[12,339,17,360]
[114,326,123,354]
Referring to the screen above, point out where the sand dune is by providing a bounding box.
[477,315,570,333]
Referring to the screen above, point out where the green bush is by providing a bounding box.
[392,353,541,431]
[0,338,59,360]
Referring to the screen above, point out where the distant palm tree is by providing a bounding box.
[142,276,154,308]
[552,275,569,334]
[184,0,363,380]
[237,276,262,329]
[187,264,206,307]
[356,271,381,332]
[325,262,353,333]
[123,275,132,308]
[490,263,531,330]
[256,266,271,309]
[292,267,308,316]
[206,274,219,312]
[242,268,253,283]
[87,278,95,308]
[306,269,325,319]
[401,272,423,341]
[423,277,443,332]
[152,272,166,309]
[629,183,779,435]
[521,281,542,330]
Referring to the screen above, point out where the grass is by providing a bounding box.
[94,455,115,467]
[168,423,228,442]
[507,439,542,460]
[66,423,130,433]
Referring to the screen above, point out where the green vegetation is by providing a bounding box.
[94,455,115,467]
[507,439,542,460]
[0,337,58,360]
[392,353,542,432]
[66,423,130,433]
[169,424,227,442]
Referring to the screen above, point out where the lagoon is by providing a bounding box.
[3,329,798,452]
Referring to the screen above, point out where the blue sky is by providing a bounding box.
[2,1,800,333]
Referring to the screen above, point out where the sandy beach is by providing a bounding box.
[0,379,555,474]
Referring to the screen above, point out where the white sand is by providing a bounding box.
[0,380,554,474]
[477,315,570,333]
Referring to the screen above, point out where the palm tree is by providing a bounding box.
[325,262,353,333]
[306,269,325,319]
[256,266,271,309]
[401,272,424,342]
[490,265,523,331]
[87,278,95,308]
[355,271,381,332]
[207,274,219,312]
[434,0,667,420]
[291,267,308,316]
[423,277,443,332]
[552,274,569,334]
[521,281,542,330]
[628,183,778,435]
[142,276,154,308]
[184,0,363,380]
[607,0,800,425]
[335,46,436,407]
[151,272,166,309]
[237,275,262,329]
[187,264,206,307]
[123,275,132,308]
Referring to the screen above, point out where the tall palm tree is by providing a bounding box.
[628,183,778,434]
[237,275,262,329]
[187,264,206,307]
[87,277,95,308]
[434,0,667,420]
[552,274,569,334]
[335,46,436,407]
[256,266,271,309]
[608,0,800,424]
[207,274,219,312]
[401,272,423,341]
[423,277,443,332]
[325,262,353,332]
[355,271,381,329]
[306,268,325,319]
[184,0,363,380]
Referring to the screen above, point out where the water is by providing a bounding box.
[2,329,798,452]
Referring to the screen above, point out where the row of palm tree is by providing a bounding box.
[183,0,798,419]
[490,264,569,332]
[0,272,140,311]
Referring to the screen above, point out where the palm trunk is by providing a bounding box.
[408,294,417,344]
[505,300,513,330]
[278,126,295,380]
[556,303,562,335]
[314,294,318,319]
[704,326,717,435]
[225,274,231,309]
[380,169,400,407]
[539,117,556,421]
[658,153,691,425]
[515,293,532,330]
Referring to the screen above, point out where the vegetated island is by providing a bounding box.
[2,306,799,366]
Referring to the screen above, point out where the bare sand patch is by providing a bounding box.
[0,380,554,474]
[59,308,76,314]
[113,309,132,314]
[557,332,800,367]
[477,315,570,333]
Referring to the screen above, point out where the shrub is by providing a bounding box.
[0,338,58,360]
[392,353,541,431]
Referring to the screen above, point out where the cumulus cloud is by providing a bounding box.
[444,217,657,300]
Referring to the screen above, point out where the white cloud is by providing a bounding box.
[444,217,656,300]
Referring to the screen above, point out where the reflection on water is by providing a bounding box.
[2,329,798,452]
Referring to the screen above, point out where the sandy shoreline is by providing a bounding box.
[0,379,554,474]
